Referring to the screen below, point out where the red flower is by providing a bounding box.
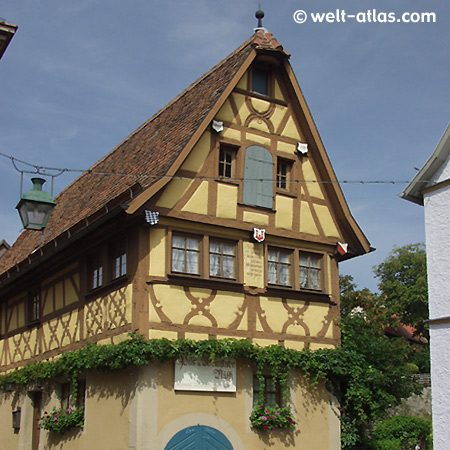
[263,425,269,430]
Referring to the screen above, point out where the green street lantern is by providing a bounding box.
[16,178,56,230]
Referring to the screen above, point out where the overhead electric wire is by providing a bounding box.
[0,151,420,185]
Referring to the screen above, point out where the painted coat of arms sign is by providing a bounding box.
[253,228,266,243]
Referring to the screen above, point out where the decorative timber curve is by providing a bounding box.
[147,281,336,347]
[183,287,218,327]
[281,299,310,335]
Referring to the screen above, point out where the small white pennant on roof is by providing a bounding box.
[297,142,308,155]
[144,210,159,226]
[337,242,348,255]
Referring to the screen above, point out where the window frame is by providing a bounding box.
[27,288,41,325]
[209,239,237,280]
[87,251,104,291]
[267,247,293,287]
[250,66,272,97]
[169,231,240,283]
[276,157,294,193]
[266,247,324,292]
[86,234,129,294]
[110,239,127,281]
[218,144,238,180]
[171,234,202,276]
[60,379,86,410]
[253,375,282,409]
[299,252,322,291]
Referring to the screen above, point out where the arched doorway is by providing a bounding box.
[164,425,233,450]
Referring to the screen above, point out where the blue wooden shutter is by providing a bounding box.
[242,145,274,208]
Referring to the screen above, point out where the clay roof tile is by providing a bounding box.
[0,30,287,275]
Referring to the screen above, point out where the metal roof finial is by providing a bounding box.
[255,8,265,29]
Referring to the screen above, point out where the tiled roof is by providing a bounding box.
[251,28,289,55]
[0,30,287,276]
[385,322,427,344]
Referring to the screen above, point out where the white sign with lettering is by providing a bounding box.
[174,356,236,392]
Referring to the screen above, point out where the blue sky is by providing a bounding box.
[1,0,449,292]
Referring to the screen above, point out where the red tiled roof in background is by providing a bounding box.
[384,322,426,344]
[0,30,288,275]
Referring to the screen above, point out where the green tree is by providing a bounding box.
[338,274,424,449]
[340,274,376,318]
[369,415,432,450]
[374,243,428,338]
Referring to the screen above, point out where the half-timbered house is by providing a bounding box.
[0,24,370,450]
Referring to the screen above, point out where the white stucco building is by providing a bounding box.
[400,123,450,450]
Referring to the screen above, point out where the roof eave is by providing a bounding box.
[282,59,371,257]
[0,21,18,60]
[125,48,259,215]
[0,204,129,291]
[400,123,450,205]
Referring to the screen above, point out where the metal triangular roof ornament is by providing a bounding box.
[255,8,265,30]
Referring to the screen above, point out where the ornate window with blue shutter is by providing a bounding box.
[242,145,274,208]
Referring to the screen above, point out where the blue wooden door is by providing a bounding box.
[165,425,233,450]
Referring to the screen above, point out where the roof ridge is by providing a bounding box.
[54,29,287,195]
[252,28,289,55]
[69,34,258,186]
[0,29,294,275]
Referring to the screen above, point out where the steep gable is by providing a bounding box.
[0,34,257,276]
[129,32,371,259]
[0,28,370,280]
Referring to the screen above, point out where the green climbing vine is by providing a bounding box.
[0,334,332,433]
[0,334,329,390]
[1,333,413,442]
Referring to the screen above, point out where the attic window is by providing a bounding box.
[252,67,269,95]
[276,158,293,191]
[218,144,237,179]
